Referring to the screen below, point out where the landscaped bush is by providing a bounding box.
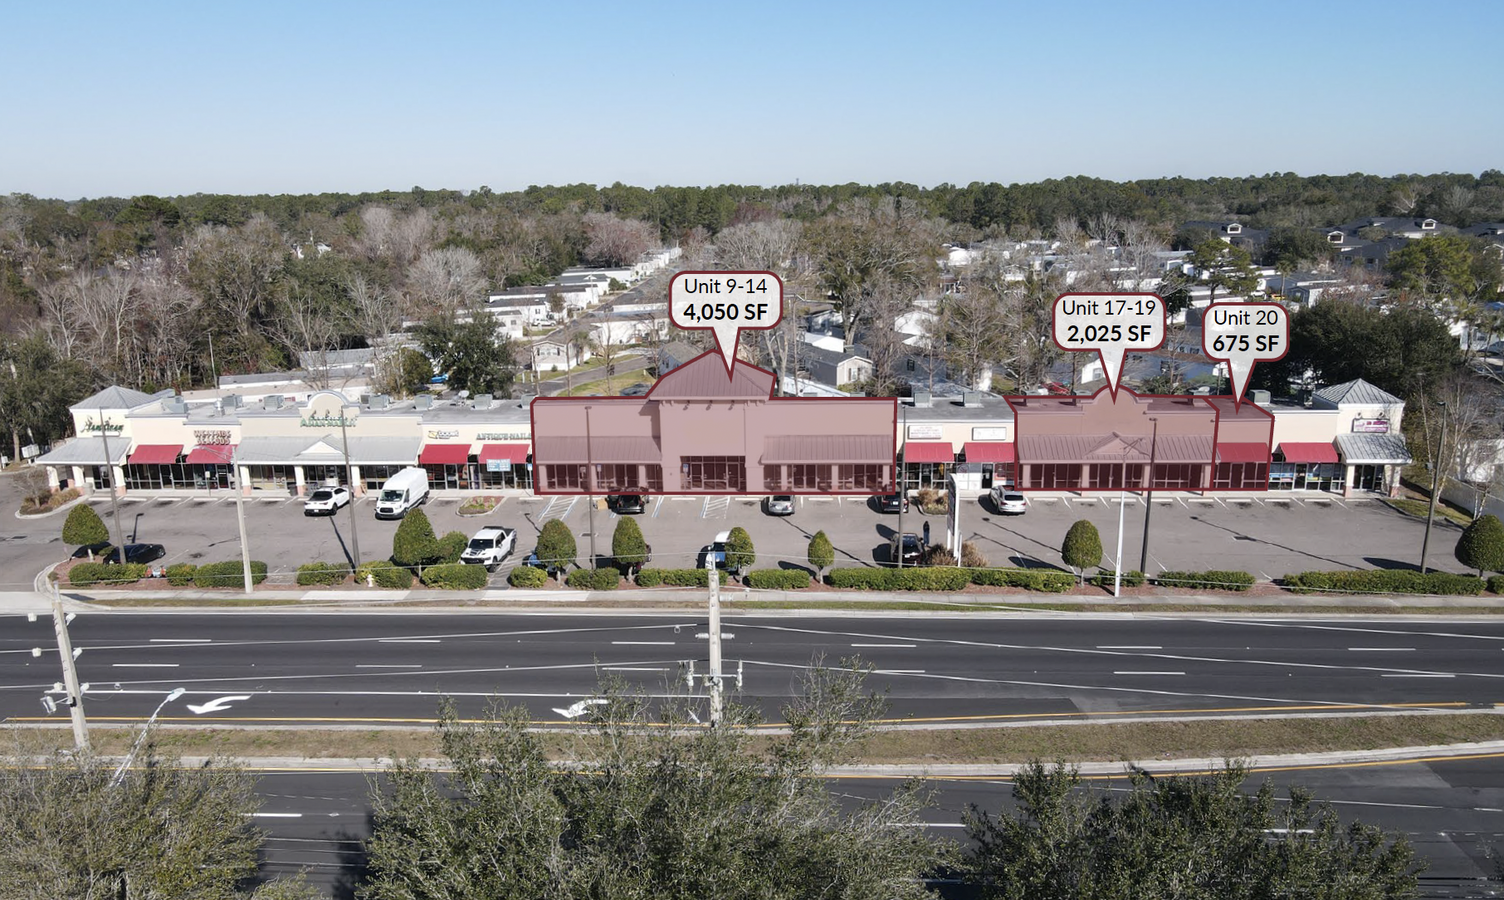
[69,562,147,586]
[915,488,948,515]
[1489,575,1504,595]
[356,560,414,590]
[507,566,549,588]
[827,567,970,591]
[1284,569,1483,597]
[420,563,489,590]
[165,563,198,586]
[1089,570,1147,589]
[436,531,468,565]
[918,545,956,567]
[636,568,709,587]
[959,541,989,568]
[969,568,1076,592]
[22,486,82,515]
[296,561,349,586]
[193,560,269,588]
[565,567,621,590]
[744,569,812,590]
[1153,570,1255,592]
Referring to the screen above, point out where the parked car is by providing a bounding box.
[990,487,1028,514]
[620,382,651,397]
[461,526,516,570]
[72,541,112,560]
[104,543,166,565]
[877,492,910,514]
[607,494,647,514]
[887,532,924,567]
[303,485,351,516]
[698,530,733,571]
[764,495,795,516]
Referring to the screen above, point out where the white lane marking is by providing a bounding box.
[1380,673,1455,678]
[1113,671,1185,676]
[356,664,422,668]
[612,641,675,646]
[553,698,607,719]
[1348,647,1415,652]
[852,643,917,648]
[1474,807,1504,812]
[601,667,670,672]
[251,813,303,818]
[187,695,252,714]
[150,638,211,643]
[112,663,179,668]
[379,639,441,644]
[1098,645,1162,650]
[874,669,926,675]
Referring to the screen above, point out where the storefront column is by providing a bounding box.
[42,466,59,491]
[238,465,252,497]
[1201,464,1213,494]
[1343,464,1355,499]
[1386,465,1401,498]
[293,466,307,497]
[111,465,126,497]
[350,466,362,495]
[1079,464,1090,490]
[70,466,85,491]
[1020,464,1031,488]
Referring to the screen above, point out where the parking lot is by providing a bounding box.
[2,484,1460,588]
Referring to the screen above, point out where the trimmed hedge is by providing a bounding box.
[436,531,468,565]
[69,562,148,586]
[828,567,971,591]
[356,560,415,590]
[636,568,710,588]
[1490,575,1504,595]
[1153,570,1255,592]
[166,563,198,586]
[1284,569,1484,597]
[1089,570,1147,588]
[508,566,549,588]
[744,569,812,590]
[296,561,349,586]
[970,568,1076,592]
[420,563,489,590]
[193,560,269,588]
[566,567,621,590]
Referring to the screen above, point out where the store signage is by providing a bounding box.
[194,430,233,445]
[487,459,510,473]
[82,416,123,435]
[476,432,530,441]
[300,413,356,428]
[301,392,356,428]
[1351,417,1389,434]
[427,429,459,440]
[971,426,1010,441]
[907,425,943,440]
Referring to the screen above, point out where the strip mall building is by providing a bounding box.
[36,354,1412,501]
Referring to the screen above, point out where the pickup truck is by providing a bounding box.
[460,526,516,570]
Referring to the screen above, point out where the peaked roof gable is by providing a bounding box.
[72,385,156,411]
[1312,378,1402,408]
[649,351,775,400]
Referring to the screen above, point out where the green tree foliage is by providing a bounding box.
[417,316,519,398]
[1253,301,1462,400]
[0,741,314,900]
[1061,519,1102,584]
[610,516,648,571]
[808,530,835,581]
[61,503,108,548]
[965,761,1422,900]
[0,334,95,456]
[536,519,577,576]
[361,663,947,900]
[1188,238,1260,303]
[1455,514,1504,576]
[725,525,756,572]
[1388,234,1502,302]
[374,347,434,398]
[392,508,440,568]
[1264,227,1337,271]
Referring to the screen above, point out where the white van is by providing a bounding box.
[374,467,430,519]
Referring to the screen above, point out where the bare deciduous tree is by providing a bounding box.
[582,212,657,268]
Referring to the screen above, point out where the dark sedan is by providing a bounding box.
[877,492,910,514]
[104,543,166,565]
[887,533,924,567]
[607,494,647,514]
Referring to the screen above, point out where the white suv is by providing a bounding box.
[303,486,351,515]
[460,526,516,570]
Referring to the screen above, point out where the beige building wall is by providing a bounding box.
[1270,409,1343,444]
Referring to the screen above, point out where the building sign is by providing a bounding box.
[427,429,459,440]
[1351,417,1390,434]
[193,430,233,445]
[906,424,943,440]
[486,459,510,473]
[300,413,357,428]
[476,432,530,441]
[971,426,1010,441]
[300,391,357,428]
[82,416,123,435]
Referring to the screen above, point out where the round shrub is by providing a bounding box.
[566,567,621,590]
[634,567,663,587]
[193,560,268,588]
[296,561,349,586]
[165,563,198,586]
[62,504,108,548]
[744,569,812,590]
[436,531,469,565]
[507,565,549,588]
[69,562,148,587]
[356,560,415,589]
[420,563,489,590]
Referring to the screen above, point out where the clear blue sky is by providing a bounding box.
[5,0,1500,199]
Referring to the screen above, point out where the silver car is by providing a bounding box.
[764,495,795,516]
[990,488,1028,514]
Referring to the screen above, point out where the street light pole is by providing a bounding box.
[897,404,907,569]
[97,406,128,562]
[1420,403,1449,575]
[338,410,361,571]
[585,405,596,567]
[230,445,254,593]
[50,579,89,751]
[1138,417,1160,575]
[110,687,185,786]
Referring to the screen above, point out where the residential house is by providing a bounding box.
[798,344,875,389]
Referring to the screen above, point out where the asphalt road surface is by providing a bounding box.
[4,613,1503,726]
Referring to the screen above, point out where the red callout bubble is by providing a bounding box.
[669,271,784,377]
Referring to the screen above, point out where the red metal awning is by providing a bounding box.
[1216,442,1270,464]
[902,442,955,464]
[1277,442,1339,464]
[418,444,472,465]
[185,444,237,465]
[128,444,182,465]
[478,443,530,464]
[963,442,1016,464]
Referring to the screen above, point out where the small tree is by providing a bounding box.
[807,530,835,582]
[536,518,577,578]
[1455,513,1504,576]
[392,508,439,569]
[61,504,108,555]
[725,526,755,573]
[611,516,649,572]
[1061,519,1102,585]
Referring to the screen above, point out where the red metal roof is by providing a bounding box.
[128,444,182,465]
[184,444,236,465]
[963,442,1015,464]
[1216,442,1270,464]
[650,351,775,400]
[418,444,472,465]
[478,443,530,464]
[1277,442,1339,464]
[902,442,955,464]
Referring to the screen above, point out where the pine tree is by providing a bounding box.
[1455,513,1504,576]
[1061,519,1103,585]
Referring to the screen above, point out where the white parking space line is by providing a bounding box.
[852,643,917,648]
[612,641,675,646]
[602,667,670,672]
[1380,673,1454,678]
[113,663,180,668]
[1097,645,1161,650]
[356,664,423,668]
[1348,647,1416,652]
[1112,671,1185,676]
[150,638,212,643]
[379,639,441,644]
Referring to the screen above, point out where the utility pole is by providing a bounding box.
[1420,403,1449,574]
[584,405,596,567]
[50,580,89,752]
[338,410,361,570]
[97,406,128,560]
[897,403,907,569]
[1138,417,1159,575]
[707,562,723,726]
[1114,452,1129,598]
[231,445,254,592]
